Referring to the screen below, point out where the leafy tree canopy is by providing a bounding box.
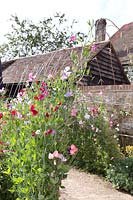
[0,13,87,60]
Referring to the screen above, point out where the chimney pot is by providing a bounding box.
[95,18,106,42]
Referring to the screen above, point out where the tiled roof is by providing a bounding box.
[111,22,133,63]
[2,42,109,84]
[2,41,129,85]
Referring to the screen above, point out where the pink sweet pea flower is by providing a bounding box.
[41,81,47,87]
[28,73,36,81]
[91,43,97,52]
[70,35,76,42]
[71,108,77,117]
[48,71,53,79]
[68,144,78,155]
[48,151,67,162]
[109,118,113,128]
[53,150,60,158]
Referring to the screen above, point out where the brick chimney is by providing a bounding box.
[95,18,106,42]
[0,59,3,89]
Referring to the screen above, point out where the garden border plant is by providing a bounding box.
[0,34,130,199]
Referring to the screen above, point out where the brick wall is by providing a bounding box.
[80,85,133,112]
[80,85,133,145]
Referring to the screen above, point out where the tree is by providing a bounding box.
[0,13,87,60]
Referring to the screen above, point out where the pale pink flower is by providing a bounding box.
[88,92,92,97]
[70,144,78,155]
[61,66,71,80]
[48,151,67,162]
[26,73,36,83]
[79,120,84,125]
[29,73,36,81]
[53,150,60,158]
[71,108,77,117]
[48,71,53,79]
[99,91,103,96]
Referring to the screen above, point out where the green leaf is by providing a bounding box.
[50,177,59,185]
[13,177,24,184]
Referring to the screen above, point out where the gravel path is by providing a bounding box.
[60,169,133,200]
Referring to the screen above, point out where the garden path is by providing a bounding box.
[60,169,133,200]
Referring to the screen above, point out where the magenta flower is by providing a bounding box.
[70,35,76,42]
[41,81,47,87]
[38,94,45,101]
[45,129,56,135]
[91,43,97,52]
[26,73,36,83]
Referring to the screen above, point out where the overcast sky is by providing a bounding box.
[0,0,133,43]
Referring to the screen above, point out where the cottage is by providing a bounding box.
[0,18,130,97]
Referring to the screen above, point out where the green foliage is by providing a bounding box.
[0,13,87,60]
[106,157,133,194]
[0,35,125,198]
[0,71,80,199]
[0,156,17,200]
[126,146,133,157]
[65,104,122,175]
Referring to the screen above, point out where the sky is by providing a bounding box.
[0,0,133,43]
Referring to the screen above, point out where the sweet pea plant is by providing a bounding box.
[0,69,80,199]
[0,37,122,199]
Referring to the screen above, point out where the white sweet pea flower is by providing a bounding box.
[0,87,5,93]
[84,113,90,119]
[48,153,54,160]
[61,66,72,80]
[35,130,41,135]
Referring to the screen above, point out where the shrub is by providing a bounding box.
[106,157,133,194]
[65,104,122,175]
